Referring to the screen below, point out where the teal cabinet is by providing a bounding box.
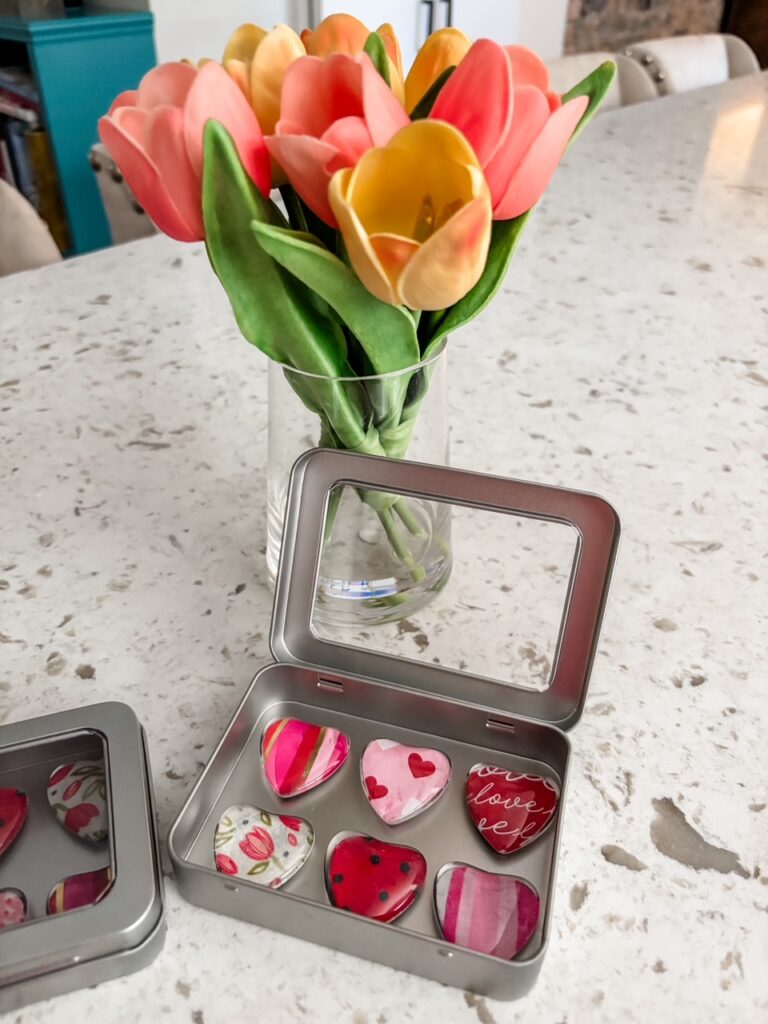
[0,9,156,254]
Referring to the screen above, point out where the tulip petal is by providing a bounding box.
[278,55,363,139]
[223,22,267,64]
[303,14,369,57]
[483,85,550,207]
[145,105,204,239]
[430,38,513,167]
[368,233,420,295]
[329,168,398,304]
[376,23,403,78]
[266,134,339,225]
[321,116,373,172]
[250,23,306,135]
[360,56,410,146]
[224,59,251,104]
[137,62,197,110]
[98,116,200,242]
[493,95,588,220]
[505,46,550,92]
[110,105,148,146]
[397,193,491,310]
[108,90,138,116]
[405,27,471,112]
[184,61,271,195]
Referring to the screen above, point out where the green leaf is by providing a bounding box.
[247,861,269,876]
[363,32,390,87]
[562,60,617,145]
[420,214,531,355]
[251,221,420,374]
[204,120,385,454]
[203,119,345,375]
[409,66,455,119]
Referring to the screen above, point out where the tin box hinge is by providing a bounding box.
[485,717,517,736]
[317,677,345,694]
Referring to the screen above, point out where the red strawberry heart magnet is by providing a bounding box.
[326,834,426,923]
[0,788,28,858]
[465,764,560,855]
[361,740,451,825]
[435,863,540,959]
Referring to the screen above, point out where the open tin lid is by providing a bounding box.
[271,450,620,731]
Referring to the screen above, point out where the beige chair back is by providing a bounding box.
[90,142,157,246]
[0,178,61,277]
[624,33,760,96]
[546,52,656,109]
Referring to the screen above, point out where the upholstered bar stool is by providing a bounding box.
[546,51,657,109]
[623,33,760,97]
[89,142,157,246]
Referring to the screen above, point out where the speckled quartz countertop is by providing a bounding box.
[1,73,766,1023]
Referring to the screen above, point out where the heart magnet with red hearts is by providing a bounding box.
[361,740,451,825]
[465,764,560,855]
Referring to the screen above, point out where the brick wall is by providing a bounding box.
[565,0,726,54]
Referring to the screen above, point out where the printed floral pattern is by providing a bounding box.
[214,804,314,889]
[47,760,108,844]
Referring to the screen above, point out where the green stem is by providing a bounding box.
[279,185,307,232]
[393,497,427,538]
[378,508,426,583]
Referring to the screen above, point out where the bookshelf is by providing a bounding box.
[0,7,155,254]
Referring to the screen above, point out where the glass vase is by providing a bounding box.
[266,345,451,628]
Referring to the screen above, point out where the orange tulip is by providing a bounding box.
[98,62,270,242]
[268,53,409,226]
[300,14,404,103]
[430,39,588,220]
[222,23,305,135]
[404,27,471,112]
[328,121,491,311]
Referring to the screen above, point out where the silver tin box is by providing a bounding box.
[169,450,619,1000]
[0,701,165,1012]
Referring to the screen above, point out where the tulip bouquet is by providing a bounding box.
[99,15,613,592]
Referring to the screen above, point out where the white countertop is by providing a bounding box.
[1,72,766,1023]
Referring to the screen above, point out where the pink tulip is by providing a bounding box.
[267,53,409,227]
[99,62,271,242]
[430,40,588,221]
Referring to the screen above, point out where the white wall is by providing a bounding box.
[148,1,311,64]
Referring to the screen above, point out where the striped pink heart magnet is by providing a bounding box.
[434,863,540,959]
[262,717,350,798]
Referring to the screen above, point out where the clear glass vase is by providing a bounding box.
[267,345,451,628]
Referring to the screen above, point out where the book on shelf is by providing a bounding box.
[0,67,40,108]
[26,128,70,252]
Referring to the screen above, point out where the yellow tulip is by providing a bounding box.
[404,27,471,112]
[301,14,405,105]
[329,121,491,311]
[221,23,305,135]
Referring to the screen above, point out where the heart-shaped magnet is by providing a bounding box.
[361,740,451,825]
[214,805,314,889]
[47,760,108,843]
[465,764,560,855]
[0,787,28,858]
[0,888,27,929]
[435,863,540,959]
[326,833,426,923]
[262,717,350,798]
[47,866,113,915]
